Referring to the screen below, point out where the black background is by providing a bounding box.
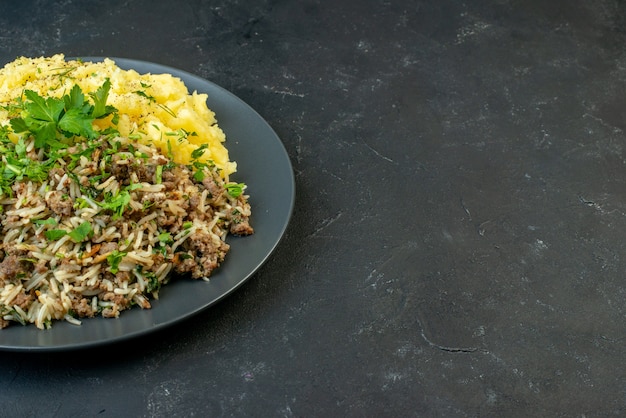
[1,0,626,416]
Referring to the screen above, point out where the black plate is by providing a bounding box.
[0,58,295,352]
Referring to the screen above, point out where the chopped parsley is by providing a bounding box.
[190,143,208,160]
[158,232,172,244]
[33,218,58,226]
[45,229,67,241]
[44,222,92,242]
[106,250,127,274]
[99,190,132,218]
[145,272,161,293]
[68,222,92,242]
[225,182,245,198]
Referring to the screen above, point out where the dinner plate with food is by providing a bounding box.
[0,55,295,351]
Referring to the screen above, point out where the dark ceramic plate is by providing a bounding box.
[0,58,295,352]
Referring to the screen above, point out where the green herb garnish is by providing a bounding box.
[45,229,68,241]
[225,183,245,198]
[106,250,127,274]
[68,222,92,242]
[191,143,209,160]
[10,80,115,149]
[33,218,58,226]
[158,232,172,244]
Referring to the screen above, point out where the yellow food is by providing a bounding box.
[0,54,236,175]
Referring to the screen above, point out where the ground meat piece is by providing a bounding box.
[151,253,165,267]
[57,258,82,273]
[109,154,130,178]
[0,254,28,281]
[152,154,168,165]
[227,200,254,235]
[188,193,200,210]
[101,292,130,318]
[134,164,156,183]
[186,230,216,254]
[3,214,19,225]
[188,205,213,222]
[12,290,34,310]
[173,257,197,275]
[157,215,179,228]
[45,190,74,216]
[196,255,220,278]
[98,242,118,255]
[4,246,29,257]
[4,247,32,258]
[115,271,131,283]
[34,259,48,274]
[65,290,97,318]
[101,307,119,318]
[162,166,190,191]
[230,219,254,235]
[201,173,224,199]
[102,292,127,306]
[197,240,230,278]
[71,296,96,318]
[0,318,10,329]
[182,230,230,278]
[48,167,65,182]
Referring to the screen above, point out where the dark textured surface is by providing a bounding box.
[1,0,626,416]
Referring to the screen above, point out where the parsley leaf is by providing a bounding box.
[158,232,172,244]
[99,190,132,218]
[107,250,127,274]
[11,80,116,150]
[8,117,28,135]
[45,229,68,241]
[33,218,58,226]
[64,84,88,111]
[24,90,64,123]
[68,222,92,242]
[225,183,245,198]
[193,169,205,182]
[58,107,96,138]
[90,79,116,119]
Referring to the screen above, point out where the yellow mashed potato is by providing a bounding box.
[0,54,236,175]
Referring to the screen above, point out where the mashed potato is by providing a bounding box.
[0,54,236,175]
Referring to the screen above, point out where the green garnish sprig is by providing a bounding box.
[9,80,116,149]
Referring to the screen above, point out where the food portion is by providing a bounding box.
[0,54,235,174]
[0,55,253,329]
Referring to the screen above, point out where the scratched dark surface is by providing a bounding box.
[1,0,626,416]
